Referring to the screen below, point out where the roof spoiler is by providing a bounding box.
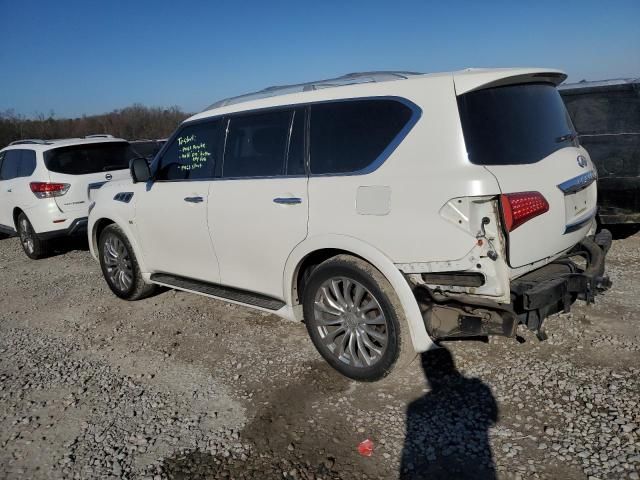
[453,68,567,95]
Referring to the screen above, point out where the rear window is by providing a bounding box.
[458,83,577,165]
[44,142,133,175]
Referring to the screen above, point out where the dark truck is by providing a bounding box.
[560,78,640,224]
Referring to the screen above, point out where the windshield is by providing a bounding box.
[44,142,134,175]
[457,83,578,165]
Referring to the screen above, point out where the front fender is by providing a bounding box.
[88,205,149,276]
[283,234,435,353]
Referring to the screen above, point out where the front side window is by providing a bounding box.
[223,110,291,178]
[45,142,133,175]
[309,99,414,175]
[155,120,221,181]
[0,150,34,180]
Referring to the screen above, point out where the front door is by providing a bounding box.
[135,120,223,283]
[208,108,308,299]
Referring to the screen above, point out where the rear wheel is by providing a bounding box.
[98,224,156,300]
[302,255,415,381]
[16,213,49,259]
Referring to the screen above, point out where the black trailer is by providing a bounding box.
[560,78,640,224]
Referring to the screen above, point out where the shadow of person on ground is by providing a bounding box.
[400,347,498,480]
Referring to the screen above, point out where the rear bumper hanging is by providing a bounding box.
[510,230,612,332]
[420,231,612,340]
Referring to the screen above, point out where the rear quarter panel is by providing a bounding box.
[306,75,501,265]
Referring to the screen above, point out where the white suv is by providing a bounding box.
[0,137,132,259]
[88,69,611,381]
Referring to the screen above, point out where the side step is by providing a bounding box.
[150,273,286,311]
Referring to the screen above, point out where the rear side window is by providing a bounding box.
[0,150,36,180]
[457,83,577,166]
[18,150,36,177]
[309,99,413,174]
[45,142,133,175]
[223,110,291,178]
[155,121,221,181]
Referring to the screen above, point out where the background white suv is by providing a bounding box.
[0,137,133,259]
[89,69,611,381]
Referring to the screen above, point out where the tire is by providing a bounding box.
[98,224,156,300]
[302,254,416,381]
[16,212,49,259]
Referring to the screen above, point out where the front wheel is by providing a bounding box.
[16,213,49,259]
[98,224,156,300]
[302,255,415,381]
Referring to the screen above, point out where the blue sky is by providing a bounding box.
[1,0,638,118]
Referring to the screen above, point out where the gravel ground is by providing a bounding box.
[0,230,639,479]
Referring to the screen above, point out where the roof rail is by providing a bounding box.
[85,134,114,138]
[205,71,424,111]
[8,139,51,146]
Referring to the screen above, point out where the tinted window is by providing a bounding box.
[309,100,413,174]
[287,108,306,175]
[45,142,133,175]
[18,150,36,177]
[223,110,291,178]
[561,87,640,135]
[0,150,20,180]
[131,141,164,161]
[156,121,221,181]
[458,83,577,166]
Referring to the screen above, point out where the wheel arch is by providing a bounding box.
[90,215,149,274]
[12,207,24,229]
[91,217,115,254]
[284,235,435,353]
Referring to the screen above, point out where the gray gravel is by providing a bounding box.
[0,231,639,479]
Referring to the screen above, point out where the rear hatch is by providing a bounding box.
[456,79,598,268]
[44,141,133,214]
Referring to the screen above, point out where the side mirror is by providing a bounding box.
[130,157,151,183]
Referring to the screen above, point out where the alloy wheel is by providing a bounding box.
[102,234,133,293]
[313,277,389,368]
[19,218,35,254]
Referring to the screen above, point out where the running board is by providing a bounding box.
[150,273,286,311]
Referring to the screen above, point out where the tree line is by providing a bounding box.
[0,104,191,148]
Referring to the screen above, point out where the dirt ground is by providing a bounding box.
[0,229,639,480]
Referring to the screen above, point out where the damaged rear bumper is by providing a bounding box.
[510,230,612,332]
[420,230,612,340]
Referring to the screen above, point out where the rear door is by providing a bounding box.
[207,107,308,299]
[0,150,13,228]
[44,141,132,214]
[456,82,598,268]
[0,149,38,227]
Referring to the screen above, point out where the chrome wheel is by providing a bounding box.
[313,277,389,368]
[102,234,133,293]
[19,218,34,254]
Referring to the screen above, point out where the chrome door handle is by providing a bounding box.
[273,197,302,205]
[184,196,204,203]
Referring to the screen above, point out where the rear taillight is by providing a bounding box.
[500,191,549,232]
[30,182,70,199]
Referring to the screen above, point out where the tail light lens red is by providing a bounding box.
[29,182,70,199]
[500,191,549,232]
